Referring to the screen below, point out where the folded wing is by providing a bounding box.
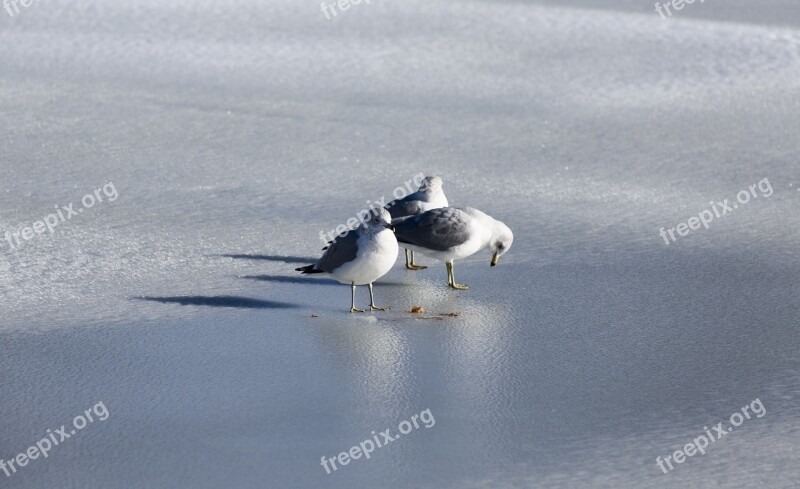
[394,208,471,252]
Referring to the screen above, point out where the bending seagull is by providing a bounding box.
[297,208,399,312]
[386,176,448,270]
[393,207,513,290]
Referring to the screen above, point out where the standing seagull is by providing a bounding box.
[393,207,513,290]
[297,208,399,312]
[386,176,448,270]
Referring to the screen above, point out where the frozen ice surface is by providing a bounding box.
[1,0,799,488]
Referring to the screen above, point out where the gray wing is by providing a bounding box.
[386,188,432,218]
[316,230,359,272]
[387,199,425,219]
[394,208,471,252]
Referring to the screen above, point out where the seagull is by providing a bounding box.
[386,176,448,270]
[297,208,399,312]
[393,207,513,290]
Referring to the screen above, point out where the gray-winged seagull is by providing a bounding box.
[393,207,513,290]
[386,176,448,270]
[297,208,399,312]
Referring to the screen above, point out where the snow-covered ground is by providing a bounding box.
[1,1,799,487]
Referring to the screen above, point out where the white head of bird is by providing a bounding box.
[489,220,513,267]
[420,176,444,192]
[364,207,394,232]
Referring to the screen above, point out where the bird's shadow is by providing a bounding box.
[242,275,406,287]
[136,295,300,309]
[243,275,339,285]
[215,254,317,264]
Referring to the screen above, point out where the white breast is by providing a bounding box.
[330,228,399,285]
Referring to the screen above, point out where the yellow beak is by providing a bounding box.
[491,252,499,267]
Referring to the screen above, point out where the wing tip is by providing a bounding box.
[296,264,324,274]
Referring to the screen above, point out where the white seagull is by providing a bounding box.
[386,176,448,270]
[297,208,399,312]
[393,207,513,290]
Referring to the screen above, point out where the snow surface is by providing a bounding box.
[1,0,800,488]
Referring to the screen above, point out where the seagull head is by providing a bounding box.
[420,176,444,193]
[364,207,394,231]
[489,221,514,267]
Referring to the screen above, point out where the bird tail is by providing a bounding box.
[296,264,324,274]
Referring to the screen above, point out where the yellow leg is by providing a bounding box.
[446,262,469,290]
[405,249,427,270]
